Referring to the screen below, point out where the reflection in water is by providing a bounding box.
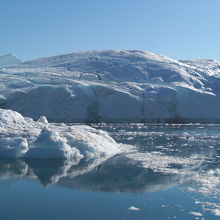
[57,155,180,193]
[0,155,179,193]
[0,148,218,195]
[0,158,30,180]
[25,159,71,186]
[0,124,220,218]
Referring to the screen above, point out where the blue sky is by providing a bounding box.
[1,0,220,61]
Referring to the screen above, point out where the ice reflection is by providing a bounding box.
[0,147,218,196]
[57,155,180,193]
[0,155,178,192]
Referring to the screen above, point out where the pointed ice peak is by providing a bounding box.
[0,53,22,68]
[2,52,20,58]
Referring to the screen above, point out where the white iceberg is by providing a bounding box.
[0,108,119,160]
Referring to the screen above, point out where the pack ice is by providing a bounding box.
[1,50,220,123]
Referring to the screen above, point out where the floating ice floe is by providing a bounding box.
[189,211,203,217]
[128,206,140,211]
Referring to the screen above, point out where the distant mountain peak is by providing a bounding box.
[0,53,22,68]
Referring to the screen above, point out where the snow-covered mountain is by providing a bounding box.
[0,53,22,68]
[1,50,220,123]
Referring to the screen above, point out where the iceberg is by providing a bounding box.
[0,108,119,160]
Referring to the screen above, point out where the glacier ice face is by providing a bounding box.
[1,50,220,122]
[0,108,119,160]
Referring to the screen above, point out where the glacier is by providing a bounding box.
[1,50,220,123]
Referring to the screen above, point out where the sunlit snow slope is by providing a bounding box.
[1,50,220,123]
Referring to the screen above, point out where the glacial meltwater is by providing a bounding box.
[0,124,220,220]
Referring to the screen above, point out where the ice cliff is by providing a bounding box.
[1,50,220,122]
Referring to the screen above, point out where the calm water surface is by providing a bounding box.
[0,124,220,220]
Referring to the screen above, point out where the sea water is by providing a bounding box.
[0,124,219,220]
